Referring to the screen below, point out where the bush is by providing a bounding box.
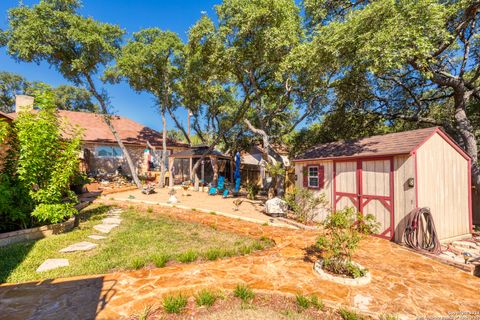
[195,289,217,307]
[285,187,328,224]
[162,294,188,314]
[316,207,378,278]
[233,283,255,302]
[31,203,77,224]
[245,183,259,200]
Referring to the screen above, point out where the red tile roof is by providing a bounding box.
[8,110,188,147]
[295,127,440,161]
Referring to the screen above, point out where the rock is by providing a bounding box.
[264,197,288,217]
[59,241,98,253]
[108,209,123,214]
[102,217,122,225]
[452,240,478,250]
[93,224,119,234]
[36,259,69,272]
[168,195,179,204]
[88,235,107,240]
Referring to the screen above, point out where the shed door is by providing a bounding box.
[334,158,394,240]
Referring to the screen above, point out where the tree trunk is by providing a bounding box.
[84,74,142,189]
[159,109,167,188]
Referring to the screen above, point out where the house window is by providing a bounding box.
[308,166,319,188]
[96,146,123,158]
[152,150,171,170]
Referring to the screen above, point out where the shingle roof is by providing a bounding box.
[295,127,440,161]
[171,146,230,159]
[8,110,188,147]
[0,111,13,122]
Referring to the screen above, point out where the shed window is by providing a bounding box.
[96,146,123,158]
[308,166,319,188]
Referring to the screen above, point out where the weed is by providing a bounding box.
[162,294,188,314]
[339,308,362,320]
[194,289,217,307]
[209,211,217,215]
[262,222,268,226]
[178,250,198,263]
[131,257,145,270]
[109,197,114,201]
[380,314,399,320]
[192,208,197,211]
[136,305,153,320]
[234,283,255,302]
[205,248,222,261]
[147,207,153,213]
[151,254,169,268]
[309,295,324,310]
[128,205,134,210]
[296,294,310,310]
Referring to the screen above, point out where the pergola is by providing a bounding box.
[169,146,233,186]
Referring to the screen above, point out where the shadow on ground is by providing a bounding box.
[0,276,116,320]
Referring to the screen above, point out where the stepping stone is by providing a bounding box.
[108,209,123,214]
[88,235,107,240]
[36,259,69,272]
[59,241,98,253]
[93,223,119,234]
[102,217,122,225]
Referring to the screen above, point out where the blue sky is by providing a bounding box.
[0,0,221,132]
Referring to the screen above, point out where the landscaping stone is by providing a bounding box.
[452,240,479,250]
[88,235,107,240]
[93,224,119,234]
[102,217,122,225]
[264,197,287,217]
[36,259,69,272]
[168,195,179,204]
[313,259,371,286]
[59,241,98,253]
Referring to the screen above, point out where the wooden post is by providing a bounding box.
[201,160,205,192]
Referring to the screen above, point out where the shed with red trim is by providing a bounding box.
[293,127,472,243]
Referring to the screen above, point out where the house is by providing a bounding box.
[8,95,189,178]
[240,145,290,187]
[293,127,472,243]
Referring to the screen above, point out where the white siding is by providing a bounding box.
[393,155,416,243]
[416,133,470,241]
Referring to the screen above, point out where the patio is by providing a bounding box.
[1,200,479,319]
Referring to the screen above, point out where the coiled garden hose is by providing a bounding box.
[404,207,441,254]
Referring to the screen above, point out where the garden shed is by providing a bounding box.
[293,127,472,243]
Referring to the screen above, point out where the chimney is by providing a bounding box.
[15,95,34,113]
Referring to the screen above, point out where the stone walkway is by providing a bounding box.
[2,201,480,319]
[35,208,123,273]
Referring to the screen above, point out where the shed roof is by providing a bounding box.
[294,127,447,161]
[0,111,13,122]
[8,110,188,148]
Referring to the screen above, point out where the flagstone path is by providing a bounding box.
[3,201,480,320]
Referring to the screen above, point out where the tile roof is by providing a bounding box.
[8,110,188,147]
[295,127,440,161]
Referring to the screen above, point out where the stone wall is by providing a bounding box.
[0,218,75,247]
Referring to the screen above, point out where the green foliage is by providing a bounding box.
[233,283,255,302]
[285,187,328,223]
[245,183,259,200]
[31,203,76,224]
[309,295,324,310]
[295,294,310,310]
[194,289,218,307]
[380,314,400,320]
[162,293,188,314]
[339,308,363,320]
[316,207,378,277]
[151,254,169,268]
[177,250,198,263]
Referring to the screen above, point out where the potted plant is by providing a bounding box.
[315,207,378,283]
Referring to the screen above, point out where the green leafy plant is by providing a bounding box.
[245,183,259,200]
[136,305,153,320]
[151,254,169,268]
[309,295,324,310]
[233,283,255,302]
[31,203,77,224]
[285,187,328,224]
[194,289,218,307]
[316,207,378,278]
[380,314,399,320]
[131,257,146,270]
[162,294,188,314]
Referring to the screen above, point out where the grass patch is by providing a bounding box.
[177,250,198,263]
[380,314,399,320]
[162,294,188,314]
[147,207,153,213]
[234,283,255,302]
[339,308,363,320]
[295,294,310,310]
[309,295,324,310]
[195,289,218,307]
[136,305,153,320]
[0,204,271,283]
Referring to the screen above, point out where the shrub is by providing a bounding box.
[296,294,310,310]
[245,183,259,200]
[31,203,77,224]
[162,294,188,314]
[316,207,378,277]
[178,250,198,263]
[285,187,328,224]
[195,289,217,307]
[233,283,254,302]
